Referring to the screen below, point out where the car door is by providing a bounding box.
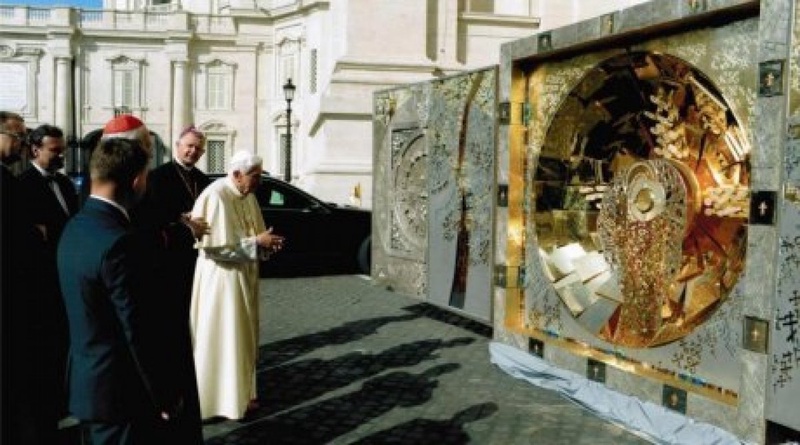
[254,179,335,271]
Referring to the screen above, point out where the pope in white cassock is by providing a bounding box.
[189,150,284,420]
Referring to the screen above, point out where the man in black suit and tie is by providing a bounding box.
[58,137,174,445]
[20,124,79,246]
[19,124,79,430]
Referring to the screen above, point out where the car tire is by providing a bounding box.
[356,236,371,275]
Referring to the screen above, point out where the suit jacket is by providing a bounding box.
[134,161,211,256]
[19,166,79,251]
[3,165,64,444]
[57,197,162,422]
[1,164,48,335]
[129,161,209,442]
[131,161,211,320]
[19,166,77,338]
[1,164,21,289]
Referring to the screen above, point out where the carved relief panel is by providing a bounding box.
[389,126,428,260]
[373,68,497,321]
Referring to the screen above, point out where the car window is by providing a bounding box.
[257,181,316,210]
[269,192,285,206]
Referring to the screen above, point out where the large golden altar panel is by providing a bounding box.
[495,0,799,442]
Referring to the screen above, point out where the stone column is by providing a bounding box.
[172,59,189,140]
[54,56,72,134]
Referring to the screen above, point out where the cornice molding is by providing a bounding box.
[0,44,43,59]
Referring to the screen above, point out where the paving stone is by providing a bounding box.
[203,275,651,445]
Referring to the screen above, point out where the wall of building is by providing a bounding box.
[0,0,646,207]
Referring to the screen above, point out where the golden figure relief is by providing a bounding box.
[534,52,750,348]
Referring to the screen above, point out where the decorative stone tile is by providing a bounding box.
[784,136,800,182]
[686,392,738,433]
[744,225,777,319]
[576,17,606,43]
[529,337,545,358]
[737,350,768,443]
[615,1,675,33]
[662,385,687,414]
[769,187,800,431]
[759,0,792,55]
[548,346,585,374]
[752,98,787,190]
[549,23,580,50]
[586,358,606,383]
[606,367,662,403]
[749,190,777,226]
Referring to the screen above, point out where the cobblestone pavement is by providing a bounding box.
[202,275,651,445]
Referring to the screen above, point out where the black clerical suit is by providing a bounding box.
[136,160,211,314]
[131,160,210,444]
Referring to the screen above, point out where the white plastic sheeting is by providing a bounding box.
[489,342,748,445]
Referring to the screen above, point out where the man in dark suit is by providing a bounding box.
[19,124,79,429]
[20,124,79,246]
[1,111,55,444]
[57,137,174,445]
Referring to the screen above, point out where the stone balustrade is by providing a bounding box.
[0,5,235,34]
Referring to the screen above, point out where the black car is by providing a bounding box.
[208,173,371,277]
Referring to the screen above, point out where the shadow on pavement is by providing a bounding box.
[257,314,422,368]
[401,303,492,338]
[205,364,462,444]
[350,402,499,445]
[256,337,476,415]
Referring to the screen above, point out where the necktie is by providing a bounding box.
[47,175,70,216]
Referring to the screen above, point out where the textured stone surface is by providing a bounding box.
[202,275,651,444]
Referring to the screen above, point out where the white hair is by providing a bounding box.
[227,150,262,174]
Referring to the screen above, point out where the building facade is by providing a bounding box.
[0,0,647,206]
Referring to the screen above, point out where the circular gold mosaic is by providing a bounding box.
[534,52,750,348]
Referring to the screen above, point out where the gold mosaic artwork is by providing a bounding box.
[532,52,750,348]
